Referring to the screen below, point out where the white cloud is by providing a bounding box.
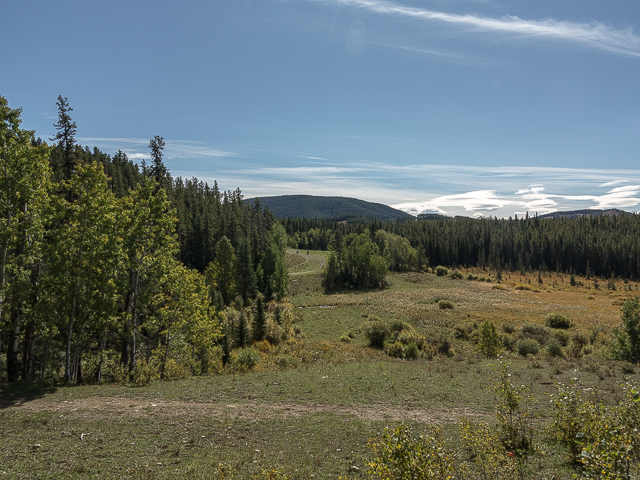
[77,137,238,160]
[312,0,640,57]
[599,179,627,187]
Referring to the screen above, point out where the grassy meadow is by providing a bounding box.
[1,250,639,479]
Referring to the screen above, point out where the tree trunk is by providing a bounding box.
[161,323,172,380]
[39,334,51,382]
[96,333,107,383]
[21,320,35,382]
[64,281,78,383]
[6,303,21,382]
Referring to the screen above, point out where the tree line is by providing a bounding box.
[0,95,289,383]
[282,211,640,280]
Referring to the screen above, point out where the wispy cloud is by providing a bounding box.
[371,41,491,65]
[312,0,640,57]
[77,137,238,160]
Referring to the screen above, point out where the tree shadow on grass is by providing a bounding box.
[0,382,58,409]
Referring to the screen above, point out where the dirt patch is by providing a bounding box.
[9,396,488,424]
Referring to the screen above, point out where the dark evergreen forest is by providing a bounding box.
[283,211,640,280]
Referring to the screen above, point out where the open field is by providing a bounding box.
[2,251,639,478]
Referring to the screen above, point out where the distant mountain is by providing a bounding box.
[245,195,413,221]
[538,208,632,219]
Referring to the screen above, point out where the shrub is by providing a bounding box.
[163,358,189,379]
[478,321,502,358]
[433,335,453,356]
[493,361,535,452]
[501,334,517,352]
[275,355,294,368]
[467,272,477,280]
[517,338,540,356]
[397,329,427,350]
[450,270,463,279]
[438,299,455,310]
[339,334,351,343]
[234,347,260,371]
[454,324,473,340]
[544,313,574,329]
[502,323,516,334]
[610,297,640,363]
[363,317,391,348]
[368,424,462,479]
[569,333,589,358]
[404,342,420,360]
[132,359,156,385]
[521,323,550,345]
[384,341,405,358]
[435,266,449,276]
[553,330,570,346]
[545,337,565,358]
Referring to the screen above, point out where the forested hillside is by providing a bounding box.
[0,95,290,384]
[247,194,412,221]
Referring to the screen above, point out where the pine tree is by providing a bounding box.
[50,95,77,181]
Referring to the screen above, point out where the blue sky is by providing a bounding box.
[3,0,640,217]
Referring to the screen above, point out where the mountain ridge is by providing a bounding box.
[245,195,413,221]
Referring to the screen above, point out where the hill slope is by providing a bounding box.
[246,195,412,221]
[538,208,632,219]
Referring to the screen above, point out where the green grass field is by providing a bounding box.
[2,251,639,478]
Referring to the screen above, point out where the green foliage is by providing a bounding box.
[233,347,260,372]
[610,297,640,363]
[478,321,502,358]
[545,337,565,358]
[544,313,574,329]
[205,237,237,306]
[438,299,455,310]
[435,266,448,276]
[516,338,540,356]
[367,424,463,479]
[547,376,640,477]
[459,419,524,479]
[363,317,392,348]
[325,230,388,289]
[493,361,535,453]
[374,230,418,272]
[449,270,463,279]
[521,323,550,345]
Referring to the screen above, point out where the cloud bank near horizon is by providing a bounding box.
[81,136,640,218]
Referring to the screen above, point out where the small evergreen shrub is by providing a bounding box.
[501,334,517,352]
[435,266,449,276]
[384,341,405,358]
[234,347,260,371]
[502,323,516,334]
[450,270,463,279]
[545,337,565,358]
[363,317,391,348]
[404,342,420,360]
[438,299,455,310]
[479,321,502,358]
[553,330,570,346]
[569,333,589,358]
[521,323,550,345]
[545,313,574,329]
[517,338,540,356]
